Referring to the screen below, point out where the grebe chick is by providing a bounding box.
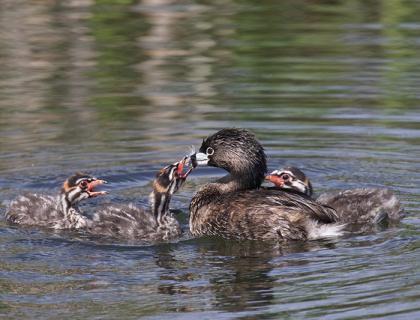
[87,157,193,241]
[265,167,404,224]
[265,167,313,197]
[190,128,344,241]
[6,173,107,229]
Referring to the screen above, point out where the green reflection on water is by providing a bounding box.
[88,1,148,123]
[380,0,420,110]
[0,2,420,320]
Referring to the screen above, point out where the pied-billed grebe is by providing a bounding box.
[265,166,404,224]
[266,167,314,197]
[189,128,344,241]
[87,157,193,241]
[6,173,108,229]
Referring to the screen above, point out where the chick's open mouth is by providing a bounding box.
[87,180,108,197]
[177,156,195,179]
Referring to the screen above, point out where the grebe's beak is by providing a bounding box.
[177,156,194,179]
[191,152,208,166]
[265,174,284,187]
[87,179,108,197]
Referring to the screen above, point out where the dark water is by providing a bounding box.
[1,0,420,319]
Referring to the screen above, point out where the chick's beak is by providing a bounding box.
[176,156,194,179]
[265,174,284,187]
[87,179,109,197]
[177,161,184,176]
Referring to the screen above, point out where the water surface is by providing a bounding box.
[1,1,420,319]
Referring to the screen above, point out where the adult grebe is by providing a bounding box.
[189,128,344,241]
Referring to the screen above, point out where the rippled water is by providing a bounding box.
[1,1,420,319]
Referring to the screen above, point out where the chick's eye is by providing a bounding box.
[80,180,88,188]
[206,147,214,156]
[281,174,289,181]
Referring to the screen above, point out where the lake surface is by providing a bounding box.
[1,0,420,319]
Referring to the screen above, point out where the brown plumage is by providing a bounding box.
[190,128,344,241]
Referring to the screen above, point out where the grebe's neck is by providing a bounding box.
[58,191,88,228]
[59,191,73,216]
[189,168,265,220]
[149,191,172,225]
[222,151,267,191]
[218,161,266,191]
[216,174,254,193]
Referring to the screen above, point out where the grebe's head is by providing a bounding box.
[62,173,108,204]
[192,128,267,189]
[154,156,194,196]
[265,166,313,197]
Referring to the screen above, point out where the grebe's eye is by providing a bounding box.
[80,180,88,188]
[281,174,289,181]
[206,147,214,156]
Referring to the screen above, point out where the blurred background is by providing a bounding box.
[1,0,420,319]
